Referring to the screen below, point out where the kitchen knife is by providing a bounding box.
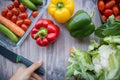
[0,45,45,75]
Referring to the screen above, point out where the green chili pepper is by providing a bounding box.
[67,10,95,38]
[0,24,18,42]
[20,0,37,11]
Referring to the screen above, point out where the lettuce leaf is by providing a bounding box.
[66,49,95,80]
[66,36,120,80]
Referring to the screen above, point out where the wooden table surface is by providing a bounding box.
[0,0,101,80]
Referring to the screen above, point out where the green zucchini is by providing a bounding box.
[0,24,18,42]
[30,0,43,5]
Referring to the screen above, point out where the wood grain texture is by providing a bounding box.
[0,0,101,80]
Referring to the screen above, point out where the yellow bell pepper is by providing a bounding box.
[48,0,75,23]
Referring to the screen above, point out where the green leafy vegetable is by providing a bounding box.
[66,49,95,80]
[66,36,120,80]
[95,15,120,38]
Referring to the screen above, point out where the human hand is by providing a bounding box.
[10,61,43,80]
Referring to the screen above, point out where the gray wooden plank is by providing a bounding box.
[0,0,101,80]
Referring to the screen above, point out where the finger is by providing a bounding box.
[27,61,42,74]
[32,73,42,80]
[30,77,36,80]
[17,66,26,71]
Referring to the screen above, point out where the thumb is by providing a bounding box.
[26,61,42,74]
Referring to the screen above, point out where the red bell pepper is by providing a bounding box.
[31,19,60,46]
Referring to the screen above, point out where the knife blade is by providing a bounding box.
[0,45,45,75]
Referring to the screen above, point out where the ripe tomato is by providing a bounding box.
[119,3,120,8]
[21,24,28,31]
[112,6,119,16]
[32,11,38,18]
[1,8,8,17]
[19,12,28,19]
[104,9,113,17]
[98,1,105,11]
[105,0,116,9]
[16,20,23,26]
[116,0,120,3]
[14,0,20,8]
[12,8,19,16]
[11,15,17,23]
[19,4,26,12]
[24,19,32,26]
[101,15,107,21]
[115,16,120,19]
[7,11,13,20]
[7,4,14,10]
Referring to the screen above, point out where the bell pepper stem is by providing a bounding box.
[56,2,64,9]
[34,27,48,39]
[90,11,94,18]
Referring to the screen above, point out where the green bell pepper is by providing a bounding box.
[67,10,95,38]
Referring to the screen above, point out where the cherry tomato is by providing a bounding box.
[1,8,8,17]
[11,15,17,23]
[70,48,74,54]
[7,11,13,20]
[112,6,119,16]
[101,15,107,21]
[14,0,20,8]
[103,0,109,3]
[32,11,38,18]
[12,8,19,16]
[119,3,120,8]
[19,4,26,12]
[21,24,28,31]
[105,0,116,9]
[116,0,120,3]
[98,1,105,11]
[115,16,120,19]
[16,20,23,26]
[104,9,113,17]
[24,19,32,26]
[19,12,28,19]
[7,4,14,10]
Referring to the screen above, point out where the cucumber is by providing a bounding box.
[0,24,18,42]
[20,0,37,11]
[30,0,43,5]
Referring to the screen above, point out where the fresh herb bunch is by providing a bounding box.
[95,15,120,38]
